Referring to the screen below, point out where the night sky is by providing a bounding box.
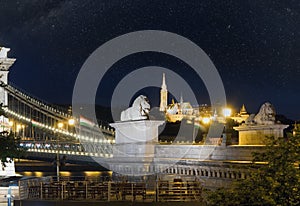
[0,0,299,119]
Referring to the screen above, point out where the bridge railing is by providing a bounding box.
[18,177,52,200]
[20,140,114,158]
[18,177,203,202]
[5,107,115,142]
[20,141,84,152]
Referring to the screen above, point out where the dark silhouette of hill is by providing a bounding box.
[276,114,294,134]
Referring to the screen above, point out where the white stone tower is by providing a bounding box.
[159,73,168,112]
[0,47,17,176]
[0,47,15,106]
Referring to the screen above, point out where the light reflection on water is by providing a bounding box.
[16,171,112,178]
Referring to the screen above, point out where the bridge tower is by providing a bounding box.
[0,47,16,106]
[159,73,168,112]
[0,47,16,175]
[0,47,16,131]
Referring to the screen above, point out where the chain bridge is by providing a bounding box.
[0,48,115,165]
[3,81,115,161]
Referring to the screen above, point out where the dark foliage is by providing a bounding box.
[206,135,300,205]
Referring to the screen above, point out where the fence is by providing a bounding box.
[18,177,203,202]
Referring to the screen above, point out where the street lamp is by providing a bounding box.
[16,124,21,132]
[57,122,64,129]
[8,121,14,133]
[68,118,75,126]
[55,119,75,181]
[221,108,232,146]
[222,108,232,118]
[56,122,64,182]
[202,117,211,125]
[21,125,25,139]
[8,121,13,127]
[67,118,75,132]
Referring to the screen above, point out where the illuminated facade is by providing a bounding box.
[160,74,251,125]
[160,73,214,123]
[231,104,250,123]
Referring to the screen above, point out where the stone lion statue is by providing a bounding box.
[120,95,150,121]
[254,102,276,124]
[246,102,276,125]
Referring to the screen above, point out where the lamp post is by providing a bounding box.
[222,108,232,119]
[21,125,25,139]
[67,118,75,132]
[202,117,211,125]
[56,119,74,181]
[221,108,232,146]
[16,124,21,137]
[8,121,13,133]
[56,122,64,182]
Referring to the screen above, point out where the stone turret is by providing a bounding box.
[240,104,247,115]
[231,104,249,123]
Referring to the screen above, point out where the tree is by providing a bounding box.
[0,131,26,169]
[0,104,27,169]
[205,135,300,205]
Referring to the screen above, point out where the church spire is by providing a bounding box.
[180,93,183,104]
[161,73,167,91]
[160,73,168,112]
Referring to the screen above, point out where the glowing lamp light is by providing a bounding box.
[68,118,75,126]
[16,124,22,131]
[222,108,232,118]
[8,121,14,127]
[57,122,64,128]
[202,117,211,124]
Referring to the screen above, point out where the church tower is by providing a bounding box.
[159,73,168,112]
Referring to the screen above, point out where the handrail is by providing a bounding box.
[19,177,203,202]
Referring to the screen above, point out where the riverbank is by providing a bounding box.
[14,200,205,206]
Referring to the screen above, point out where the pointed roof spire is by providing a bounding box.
[214,109,218,117]
[240,104,247,115]
[161,73,167,91]
[180,93,183,104]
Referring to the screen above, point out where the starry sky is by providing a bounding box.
[0,0,299,119]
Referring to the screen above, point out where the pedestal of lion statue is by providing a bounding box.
[109,95,165,176]
[111,120,164,144]
[109,120,164,175]
[234,102,288,145]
